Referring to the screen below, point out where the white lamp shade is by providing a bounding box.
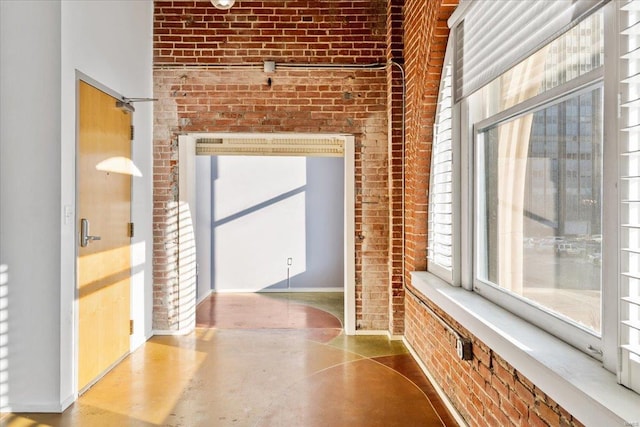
[211,0,235,10]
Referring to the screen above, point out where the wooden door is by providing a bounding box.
[77,80,132,391]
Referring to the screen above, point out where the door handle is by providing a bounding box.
[80,218,102,247]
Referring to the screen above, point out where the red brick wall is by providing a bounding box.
[386,0,404,335]
[403,0,450,275]
[405,291,586,427]
[153,0,390,331]
[154,0,387,65]
[401,1,587,425]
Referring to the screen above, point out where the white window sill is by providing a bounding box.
[411,271,640,427]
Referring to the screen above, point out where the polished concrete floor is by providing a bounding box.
[3,293,458,426]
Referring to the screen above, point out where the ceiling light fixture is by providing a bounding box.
[211,0,235,10]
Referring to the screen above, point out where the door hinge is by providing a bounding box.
[130,320,134,335]
[128,222,134,238]
[130,125,134,141]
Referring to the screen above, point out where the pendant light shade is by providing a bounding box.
[211,0,235,10]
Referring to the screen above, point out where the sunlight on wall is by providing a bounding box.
[162,201,181,330]
[216,191,307,290]
[130,241,147,345]
[213,156,308,291]
[213,156,307,220]
[0,264,7,411]
[131,241,146,270]
[178,201,196,330]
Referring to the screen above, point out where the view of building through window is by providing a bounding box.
[480,87,603,333]
[476,10,604,334]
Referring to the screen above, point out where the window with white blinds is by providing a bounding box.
[619,0,640,395]
[434,0,640,409]
[451,0,606,101]
[427,50,454,281]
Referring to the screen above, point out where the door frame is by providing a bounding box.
[74,72,134,394]
[178,132,357,335]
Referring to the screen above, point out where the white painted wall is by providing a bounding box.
[0,0,153,411]
[0,0,63,411]
[196,157,213,302]
[209,156,344,292]
[176,136,197,333]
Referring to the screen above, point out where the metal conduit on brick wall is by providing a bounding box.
[405,293,587,427]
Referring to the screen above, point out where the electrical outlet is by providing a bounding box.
[287,257,293,266]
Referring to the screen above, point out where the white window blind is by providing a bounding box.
[451,0,606,101]
[620,0,640,395]
[427,53,454,280]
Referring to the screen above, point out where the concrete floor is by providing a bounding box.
[2,293,457,426]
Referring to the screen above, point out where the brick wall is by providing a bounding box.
[154,0,387,65]
[153,0,390,331]
[405,291,586,427]
[402,1,587,425]
[386,0,404,335]
[403,0,448,275]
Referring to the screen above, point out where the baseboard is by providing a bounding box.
[59,393,75,412]
[353,329,388,336]
[130,332,150,352]
[403,338,468,427]
[258,287,344,293]
[152,327,194,336]
[213,287,344,293]
[196,288,213,305]
[351,330,404,341]
[79,352,130,396]
[3,395,74,413]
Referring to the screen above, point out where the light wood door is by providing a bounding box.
[77,81,131,391]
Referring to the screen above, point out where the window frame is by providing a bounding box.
[438,1,622,371]
[472,79,606,359]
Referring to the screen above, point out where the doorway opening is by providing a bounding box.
[178,133,356,334]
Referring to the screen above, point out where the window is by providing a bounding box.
[476,86,603,336]
[427,53,454,281]
[429,0,640,394]
[470,6,606,353]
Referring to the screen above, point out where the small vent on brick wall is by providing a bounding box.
[197,138,223,144]
[195,136,344,157]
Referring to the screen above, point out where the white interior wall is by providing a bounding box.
[196,157,213,302]
[0,0,153,412]
[0,0,63,411]
[208,156,344,292]
[303,157,345,288]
